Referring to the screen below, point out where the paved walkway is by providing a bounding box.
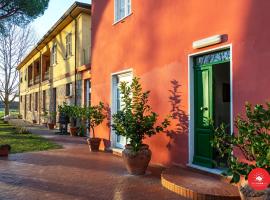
[0,120,185,200]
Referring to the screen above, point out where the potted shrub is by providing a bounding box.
[41,110,48,127]
[211,102,270,199]
[86,102,106,151]
[48,111,56,130]
[0,144,11,157]
[66,105,80,136]
[78,107,87,137]
[58,103,70,134]
[32,114,37,124]
[112,77,170,175]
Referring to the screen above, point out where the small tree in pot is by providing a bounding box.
[211,102,270,199]
[41,110,48,127]
[58,103,70,135]
[86,102,106,151]
[48,111,56,130]
[66,105,80,136]
[112,77,170,175]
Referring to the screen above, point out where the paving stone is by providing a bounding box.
[1,120,186,200]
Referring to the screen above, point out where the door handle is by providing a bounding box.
[200,107,208,111]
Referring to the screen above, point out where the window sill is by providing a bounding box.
[113,13,133,25]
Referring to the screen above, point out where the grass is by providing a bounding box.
[0,109,19,118]
[0,121,62,154]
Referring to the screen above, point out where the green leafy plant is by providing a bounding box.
[112,77,170,152]
[48,111,56,124]
[86,102,106,138]
[211,102,270,184]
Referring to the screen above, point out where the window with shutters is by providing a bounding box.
[52,44,57,65]
[65,33,72,58]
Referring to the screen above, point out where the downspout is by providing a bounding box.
[35,47,42,124]
[69,14,77,106]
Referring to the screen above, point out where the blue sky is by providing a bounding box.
[31,0,91,40]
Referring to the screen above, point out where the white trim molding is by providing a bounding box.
[188,44,233,172]
[110,68,133,148]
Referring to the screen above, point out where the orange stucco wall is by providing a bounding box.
[91,0,270,166]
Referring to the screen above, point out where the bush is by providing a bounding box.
[211,102,270,183]
[112,77,170,152]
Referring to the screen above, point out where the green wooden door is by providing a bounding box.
[193,65,214,168]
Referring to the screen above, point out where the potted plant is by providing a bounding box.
[41,110,48,127]
[86,102,106,151]
[0,144,11,157]
[48,111,56,130]
[58,103,70,134]
[66,105,80,136]
[78,107,87,137]
[32,114,37,124]
[112,77,170,175]
[211,102,270,199]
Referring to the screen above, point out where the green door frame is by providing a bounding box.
[192,50,230,168]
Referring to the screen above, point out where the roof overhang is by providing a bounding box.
[17,1,91,70]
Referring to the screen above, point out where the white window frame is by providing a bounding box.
[65,33,72,58]
[66,83,73,97]
[111,69,133,148]
[114,0,131,23]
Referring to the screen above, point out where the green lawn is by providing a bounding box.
[0,109,19,118]
[0,121,62,154]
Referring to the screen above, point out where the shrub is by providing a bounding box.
[112,77,170,152]
[211,102,270,183]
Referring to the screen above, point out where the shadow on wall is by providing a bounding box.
[166,80,189,165]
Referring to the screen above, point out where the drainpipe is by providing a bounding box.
[35,47,42,124]
[69,14,77,106]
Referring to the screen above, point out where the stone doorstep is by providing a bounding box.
[111,148,123,157]
[161,166,241,200]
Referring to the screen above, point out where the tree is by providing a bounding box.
[0,0,49,32]
[0,24,36,115]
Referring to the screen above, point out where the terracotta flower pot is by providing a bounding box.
[69,127,78,136]
[122,144,152,175]
[87,138,101,152]
[239,178,269,200]
[0,144,11,157]
[48,123,55,130]
[32,120,37,124]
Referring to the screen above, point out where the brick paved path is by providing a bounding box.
[0,120,185,200]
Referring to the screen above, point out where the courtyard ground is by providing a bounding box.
[0,119,185,200]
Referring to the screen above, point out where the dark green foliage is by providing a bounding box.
[112,77,170,152]
[0,0,49,32]
[85,102,106,138]
[211,102,270,184]
[58,102,106,138]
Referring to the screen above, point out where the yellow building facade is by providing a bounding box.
[18,2,91,124]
